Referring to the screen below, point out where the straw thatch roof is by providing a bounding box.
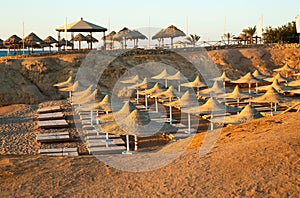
[166,71,183,80]
[152,86,176,99]
[126,30,147,40]
[4,34,22,46]
[120,74,140,84]
[164,90,198,109]
[152,69,171,80]
[86,34,98,43]
[273,63,297,72]
[53,76,72,87]
[157,25,186,39]
[139,83,162,96]
[72,89,98,104]
[56,17,107,32]
[248,87,284,104]
[72,85,93,98]
[21,32,43,46]
[72,33,88,41]
[59,81,79,92]
[252,70,270,79]
[198,81,225,95]
[99,101,136,122]
[211,71,234,82]
[257,79,294,93]
[181,76,207,88]
[264,73,291,83]
[128,78,148,90]
[44,36,58,44]
[101,31,117,40]
[221,85,252,100]
[113,27,131,40]
[185,98,240,114]
[288,79,300,87]
[210,104,263,124]
[55,38,73,47]
[101,109,178,136]
[152,29,165,40]
[233,72,264,84]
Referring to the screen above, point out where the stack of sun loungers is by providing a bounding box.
[36,105,78,156]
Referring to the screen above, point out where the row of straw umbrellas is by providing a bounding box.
[1,32,99,54]
[52,62,300,152]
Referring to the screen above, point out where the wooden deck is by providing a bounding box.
[38,119,68,128]
[36,132,72,143]
[37,112,64,121]
[37,106,61,114]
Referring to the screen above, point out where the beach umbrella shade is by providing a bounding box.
[113,27,131,49]
[220,85,253,105]
[252,70,270,79]
[210,104,263,124]
[164,90,199,132]
[101,31,117,49]
[59,81,79,100]
[181,76,207,95]
[166,71,184,92]
[257,79,295,93]
[21,32,43,53]
[55,38,73,48]
[72,85,93,98]
[152,69,172,88]
[72,89,98,105]
[211,71,235,86]
[86,34,98,43]
[4,34,22,55]
[198,81,226,97]
[128,77,148,104]
[126,30,147,48]
[53,76,72,87]
[233,72,265,94]
[120,74,141,103]
[72,33,88,50]
[247,87,285,116]
[152,29,166,47]
[43,36,57,52]
[139,83,163,111]
[273,63,298,78]
[288,79,300,87]
[264,73,292,85]
[159,25,186,48]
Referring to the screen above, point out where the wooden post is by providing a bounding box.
[134,135,138,151]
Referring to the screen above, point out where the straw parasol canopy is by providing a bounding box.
[72,89,98,105]
[21,32,43,53]
[220,85,252,102]
[86,34,98,43]
[99,101,136,123]
[264,73,292,83]
[233,72,265,93]
[181,76,207,89]
[72,85,93,98]
[4,34,22,54]
[126,30,147,48]
[120,74,140,84]
[59,81,78,92]
[101,31,117,50]
[55,38,73,48]
[198,81,226,96]
[210,104,263,124]
[211,71,234,83]
[257,79,294,93]
[154,25,186,48]
[101,109,178,136]
[128,77,148,90]
[53,76,72,87]
[288,79,300,87]
[248,87,284,104]
[72,33,88,50]
[139,83,162,96]
[152,69,172,88]
[252,70,270,79]
[43,36,58,52]
[113,27,131,49]
[166,71,184,92]
[152,86,176,99]
[273,63,297,72]
[152,29,166,47]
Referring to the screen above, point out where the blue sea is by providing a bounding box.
[0,49,52,57]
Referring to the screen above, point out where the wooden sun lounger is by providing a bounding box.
[37,106,61,114]
[39,147,78,156]
[88,145,126,155]
[37,112,64,121]
[36,132,71,143]
[38,119,68,129]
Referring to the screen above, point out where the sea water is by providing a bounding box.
[0,49,51,57]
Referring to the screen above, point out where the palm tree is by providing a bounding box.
[242,26,256,44]
[186,34,201,47]
[223,32,234,45]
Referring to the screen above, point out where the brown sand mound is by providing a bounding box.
[0,112,298,197]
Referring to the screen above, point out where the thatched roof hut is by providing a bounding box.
[153,25,186,48]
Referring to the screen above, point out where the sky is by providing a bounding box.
[0,0,299,48]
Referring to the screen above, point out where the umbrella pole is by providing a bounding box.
[178,80,181,92]
[145,94,148,110]
[248,83,251,94]
[122,135,132,154]
[188,112,191,134]
[136,88,139,104]
[169,106,173,124]
[275,103,277,112]
[90,110,93,126]
[210,114,214,130]
[165,79,168,88]
[255,83,258,94]
[155,97,158,112]
[270,103,273,116]
[134,135,138,151]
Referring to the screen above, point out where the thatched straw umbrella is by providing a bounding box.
[4,34,22,55]
[55,38,73,50]
[211,71,235,87]
[53,76,72,87]
[288,79,300,87]
[164,90,199,132]
[185,97,240,130]
[247,87,285,116]
[121,74,141,103]
[198,81,226,97]
[0,39,3,49]
[86,34,98,49]
[166,71,184,92]
[72,89,98,105]
[99,101,136,123]
[152,29,165,47]
[43,36,57,52]
[252,70,270,79]
[273,63,298,78]
[72,33,88,50]
[152,69,172,88]
[257,79,294,93]
[210,104,263,124]
[113,27,131,49]
[157,25,186,48]
[181,76,207,95]
[139,83,163,111]
[264,73,292,85]
[59,81,79,100]
[101,31,117,50]
[101,109,178,153]
[128,77,148,104]
[21,32,43,54]
[126,30,147,48]
[72,85,93,98]
[233,72,265,94]
[220,85,252,105]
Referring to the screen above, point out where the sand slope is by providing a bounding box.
[0,112,298,197]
